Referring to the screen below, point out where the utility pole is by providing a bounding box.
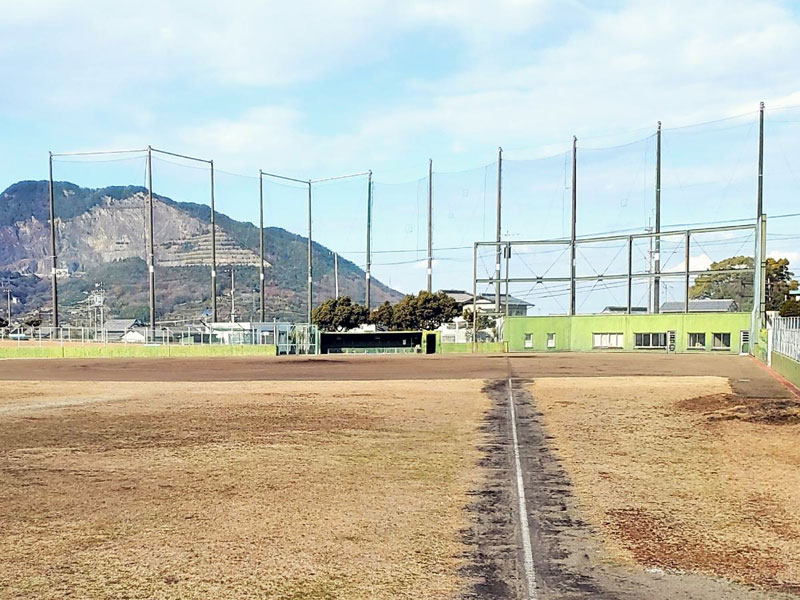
[427,158,433,293]
[307,180,313,324]
[757,103,766,330]
[757,101,765,220]
[230,268,236,323]
[365,170,372,308]
[48,152,59,328]
[646,219,653,312]
[570,136,577,316]
[258,171,265,322]
[334,253,339,299]
[654,121,662,314]
[210,160,218,322]
[495,147,503,313]
[146,146,156,335]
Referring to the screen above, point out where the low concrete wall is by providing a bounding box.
[0,344,278,359]
[441,342,507,354]
[771,352,800,389]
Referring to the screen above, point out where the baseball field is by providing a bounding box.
[0,353,798,599]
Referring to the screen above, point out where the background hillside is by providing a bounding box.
[0,181,402,323]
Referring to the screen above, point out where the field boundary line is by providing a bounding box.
[508,377,538,599]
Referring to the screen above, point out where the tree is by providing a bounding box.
[311,296,369,332]
[766,258,799,310]
[689,256,753,310]
[390,291,459,330]
[462,308,495,331]
[779,300,800,317]
[369,301,394,330]
[689,255,799,311]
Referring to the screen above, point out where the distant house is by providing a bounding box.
[660,299,739,313]
[102,319,145,342]
[440,289,532,316]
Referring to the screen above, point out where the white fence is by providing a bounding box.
[0,323,319,355]
[773,316,800,362]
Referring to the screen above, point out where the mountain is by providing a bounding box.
[0,181,403,323]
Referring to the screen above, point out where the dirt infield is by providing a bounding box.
[530,376,800,596]
[0,380,488,599]
[0,352,791,396]
[1,353,797,599]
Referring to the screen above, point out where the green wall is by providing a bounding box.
[0,344,277,360]
[771,352,800,389]
[504,313,751,353]
[440,342,507,354]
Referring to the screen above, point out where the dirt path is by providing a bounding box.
[464,373,798,600]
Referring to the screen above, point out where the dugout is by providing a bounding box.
[320,331,438,354]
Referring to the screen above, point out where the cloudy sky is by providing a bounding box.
[1,0,798,306]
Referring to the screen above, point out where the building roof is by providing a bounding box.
[102,319,140,331]
[602,306,648,314]
[477,293,532,307]
[440,289,533,309]
[438,290,475,304]
[660,299,739,313]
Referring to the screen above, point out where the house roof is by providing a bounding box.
[660,299,738,313]
[102,319,139,331]
[439,289,533,307]
[477,293,532,307]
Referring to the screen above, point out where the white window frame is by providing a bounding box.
[712,332,731,350]
[546,333,556,348]
[524,333,533,349]
[687,332,706,349]
[635,332,667,349]
[592,332,623,349]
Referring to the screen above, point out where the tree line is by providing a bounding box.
[312,291,461,332]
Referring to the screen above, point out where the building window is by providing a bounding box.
[635,332,667,348]
[524,333,533,349]
[592,333,623,348]
[688,333,706,349]
[547,333,556,348]
[712,332,731,349]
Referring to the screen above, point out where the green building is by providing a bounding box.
[503,312,751,354]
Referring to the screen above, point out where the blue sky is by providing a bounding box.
[1,0,799,311]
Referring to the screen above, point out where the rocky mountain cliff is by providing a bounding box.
[0,181,402,322]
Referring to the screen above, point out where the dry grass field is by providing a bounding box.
[531,375,800,594]
[0,379,489,599]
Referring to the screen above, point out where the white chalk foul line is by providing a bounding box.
[508,377,538,599]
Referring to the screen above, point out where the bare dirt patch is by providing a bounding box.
[531,376,800,596]
[677,392,800,424]
[0,379,489,599]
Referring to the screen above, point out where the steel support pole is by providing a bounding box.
[146,146,156,334]
[210,160,218,322]
[759,214,767,324]
[570,136,577,316]
[427,158,433,293]
[334,253,339,299]
[684,231,691,313]
[504,243,510,318]
[627,235,633,314]
[258,171,265,322]
[495,147,503,312]
[757,102,765,219]
[365,170,372,308]
[472,243,478,348]
[307,181,312,324]
[654,121,662,313]
[48,152,59,327]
